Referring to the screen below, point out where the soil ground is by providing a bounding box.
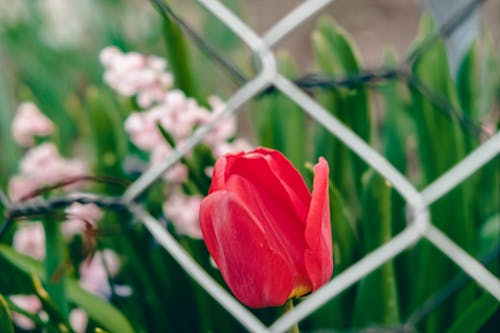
[245,0,500,71]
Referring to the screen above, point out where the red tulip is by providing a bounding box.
[199,147,333,308]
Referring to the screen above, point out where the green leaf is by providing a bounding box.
[0,293,14,333]
[311,17,370,218]
[456,41,479,123]
[444,293,499,333]
[478,214,500,254]
[0,245,135,333]
[156,2,198,99]
[42,219,69,316]
[85,86,127,180]
[31,274,74,332]
[0,64,20,180]
[353,171,400,327]
[276,52,308,172]
[156,122,176,148]
[409,14,475,333]
[254,52,307,172]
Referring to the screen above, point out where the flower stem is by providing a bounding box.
[283,299,300,333]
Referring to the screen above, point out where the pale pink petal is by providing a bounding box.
[12,102,54,147]
[13,222,45,260]
[100,46,172,106]
[9,295,42,330]
[150,146,188,183]
[18,143,87,186]
[69,309,88,333]
[79,250,121,298]
[62,203,102,238]
[163,192,203,239]
[8,175,40,202]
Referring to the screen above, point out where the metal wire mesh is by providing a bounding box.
[1,0,499,332]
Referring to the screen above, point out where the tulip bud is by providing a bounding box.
[199,147,333,308]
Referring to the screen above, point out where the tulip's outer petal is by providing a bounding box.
[226,156,311,284]
[304,157,333,290]
[251,148,311,222]
[200,191,294,308]
[223,174,311,292]
[208,151,243,193]
[207,153,227,192]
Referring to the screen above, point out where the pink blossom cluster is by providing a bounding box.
[62,202,103,239]
[9,294,87,333]
[8,142,87,202]
[8,295,42,330]
[123,89,250,185]
[8,100,125,332]
[122,90,252,239]
[100,46,173,108]
[13,222,46,260]
[79,249,128,298]
[163,192,203,239]
[10,217,122,331]
[11,201,123,301]
[12,102,54,147]
[100,46,254,239]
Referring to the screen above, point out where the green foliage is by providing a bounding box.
[444,293,499,333]
[353,171,400,327]
[0,245,135,333]
[409,15,476,333]
[312,16,370,221]
[161,10,198,99]
[0,293,14,333]
[255,53,307,172]
[42,218,69,317]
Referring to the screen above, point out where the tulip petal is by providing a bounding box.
[304,157,333,290]
[224,174,312,291]
[253,147,311,222]
[207,153,230,192]
[228,153,306,229]
[226,157,310,270]
[199,191,294,308]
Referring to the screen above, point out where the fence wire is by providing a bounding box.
[1,0,499,332]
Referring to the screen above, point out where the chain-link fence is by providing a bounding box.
[1,0,499,332]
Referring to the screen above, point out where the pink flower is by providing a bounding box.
[124,108,166,151]
[100,46,173,107]
[9,295,42,330]
[20,143,86,182]
[12,102,54,147]
[13,222,45,260]
[150,146,188,183]
[124,90,212,152]
[79,250,121,298]
[163,192,203,239]
[62,203,103,238]
[69,308,88,333]
[8,175,40,202]
[202,96,236,147]
[9,143,87,201]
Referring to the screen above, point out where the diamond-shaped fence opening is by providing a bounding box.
[1,0,499,332]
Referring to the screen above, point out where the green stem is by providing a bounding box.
[283,299,300,333]
[43,219,68,316]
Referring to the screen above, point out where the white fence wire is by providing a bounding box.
[2,0,499,332]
